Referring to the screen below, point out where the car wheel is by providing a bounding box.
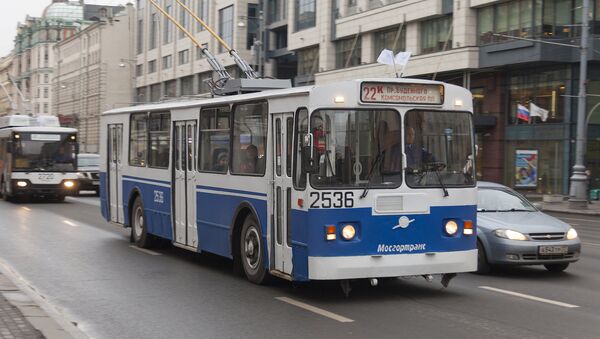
[240,214,269,284]
[477,240,492,274]
[130,196,155,248]
[544,263,569,272]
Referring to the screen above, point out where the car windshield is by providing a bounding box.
[13,133,77,172]
[309,109,402,188]
[78,156,99,167]
[477,188,536,212]
[404,110,475,188]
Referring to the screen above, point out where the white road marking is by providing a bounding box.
[479,286,579,308]
[275,297,354,323]
[129,245,162,256]
[63,220,77,227]
[21,207,31,211]
[583,242,600,247]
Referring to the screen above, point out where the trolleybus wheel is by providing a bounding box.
[240,215,269,284]
[131,197,155,248]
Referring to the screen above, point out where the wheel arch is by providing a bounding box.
[125,186,143,228]
[230,201,264,265]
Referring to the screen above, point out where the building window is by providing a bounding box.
[373,25,406,60]
[420,15,452,54]
[129,113,148,167]
[136,64,143,77]
[268,0,288,24]
[43,103,48,113]
[196,0,209,32]
[44,74,49,83]
[508,67,567,124]
[179,0,190,38]
[297,46,319,76]
[199,106,230,173]
[295,0,316,31]
[164,1,173,44]
[136,19,144,54]
[178,49,190,65]
[198,71,213,93]
[136,87,147,102]
[43,87,48,98]
[219,6,234,53]
[149,12,158,50]
[150,83,161,102]
[165,79,177,97]
[148,112,171,168]
[148,59,157,73]
[335,36,361,68]
[162,55,172,69]
[181,75,194,95]
[246,4,259,49]
[231,101,268,175]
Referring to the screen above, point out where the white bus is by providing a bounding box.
[0,115,79,201]
[100,78,477,290]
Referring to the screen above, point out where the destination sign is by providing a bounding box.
[360,82,444,105]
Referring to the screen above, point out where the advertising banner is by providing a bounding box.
[515,150,538,188]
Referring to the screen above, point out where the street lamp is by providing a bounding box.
[119,58,137,104]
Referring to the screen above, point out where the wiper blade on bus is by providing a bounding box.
[423,162,449,197]
[360,150,384,199]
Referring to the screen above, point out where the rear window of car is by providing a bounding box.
[78,156,100,167]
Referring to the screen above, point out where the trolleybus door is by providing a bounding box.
[108,124,123,223]
[173,120,198,248]
[272,113,293,275]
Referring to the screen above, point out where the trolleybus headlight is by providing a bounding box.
[566,227,578,240]
[444,220,459,236]
[341,225,356,240]
[63,180,75,188]
[16,181,28,188]
[494,229,528,241]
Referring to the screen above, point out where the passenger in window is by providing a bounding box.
[378,121,402,173]
[241,144,258,173]
[212,152,228,172]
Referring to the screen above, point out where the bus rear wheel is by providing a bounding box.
[131,197,155,248]
[240,215,269,284]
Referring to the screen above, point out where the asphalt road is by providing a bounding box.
[0,197,598,339]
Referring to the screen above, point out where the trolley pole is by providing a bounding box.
[569,0,590,209]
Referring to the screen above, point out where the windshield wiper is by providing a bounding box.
[424,162,449,197]
[360,150,384,199]
[496,208,532,212]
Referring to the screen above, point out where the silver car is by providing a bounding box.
[476,181,581,273]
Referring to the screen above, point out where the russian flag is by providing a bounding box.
[517,104,530,122]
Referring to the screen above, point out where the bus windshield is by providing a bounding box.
[404,110,474,188]
[310,109,402,189]
[13,133,77,172]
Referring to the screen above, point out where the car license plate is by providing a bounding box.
[538,245,568,255]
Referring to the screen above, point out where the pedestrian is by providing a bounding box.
[585,169,592,204]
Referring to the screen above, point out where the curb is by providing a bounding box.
[0,259,87,339]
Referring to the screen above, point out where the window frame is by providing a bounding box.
[198,105,232,174]
[229,100,269,177]
[128,112,148,167]
[292,107,309,191]
[147,111,171,169]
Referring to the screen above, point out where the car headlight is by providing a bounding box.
[566,228,578,240]
[63,180,75,188]
[494,229,528,241]
[444,220,459,236]
[16,181,28,188]
[341,225,356,240]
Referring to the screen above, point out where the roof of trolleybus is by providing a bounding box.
[102,79,472,115]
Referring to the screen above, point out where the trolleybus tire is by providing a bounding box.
[240,215,269,284]
[476,240,492,274]
[131,197,156,248]
[544,263,569,272]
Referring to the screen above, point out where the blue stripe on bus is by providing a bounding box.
[122,175,171,186]
[196,185,268,198]
[122,179,173,240]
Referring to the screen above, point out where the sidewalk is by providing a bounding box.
[541,200,600,216]
[0,271,77,339]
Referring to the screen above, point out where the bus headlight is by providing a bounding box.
[16,181,28,188]
[63,180,75,188]
[444,220,459,236]
[566,228,578,240]
[341,225,356,240]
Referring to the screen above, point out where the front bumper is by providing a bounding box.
[486,237,581,265]
[11,180,78,197]
[308,249,477,280]
[78,177,99,191]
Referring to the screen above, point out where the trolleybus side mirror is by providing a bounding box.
[302,133,317,174]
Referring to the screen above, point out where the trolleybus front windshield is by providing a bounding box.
[12,133,77,172]
[310,109,402,189]
[404,110,474,188]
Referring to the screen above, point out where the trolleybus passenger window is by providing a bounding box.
[148,112,171,168]
[199,106,230,173]
[275,118,281,176]
[231,101,267,176]
[187,124,196,171]
[309,109,401,189]
[293,108,308,189]
[286,117,293,177]
[129,113,148,167]
[404,110,475,187]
